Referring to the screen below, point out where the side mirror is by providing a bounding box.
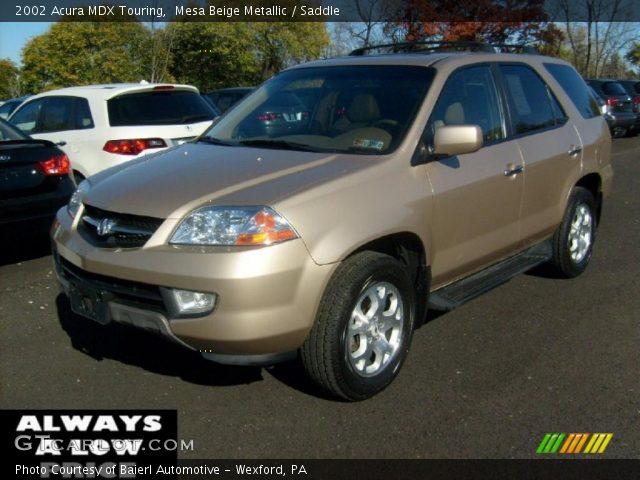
[433,125,483,156]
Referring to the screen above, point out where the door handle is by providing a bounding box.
[504,165,524,177]
[567,145,582,156]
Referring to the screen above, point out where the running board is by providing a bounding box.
[427,240,552,311]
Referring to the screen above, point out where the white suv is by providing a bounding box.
[8,83,217,182]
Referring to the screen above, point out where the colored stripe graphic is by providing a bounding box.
[584,433,613,454]
[538,433,613,454]
[537,433,565,453]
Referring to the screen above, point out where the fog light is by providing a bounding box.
[171,289,216,315]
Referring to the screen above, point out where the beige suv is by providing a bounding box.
[52,43,613,401]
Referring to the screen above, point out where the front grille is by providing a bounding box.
[55,253,165,309]
[79,204,164,248]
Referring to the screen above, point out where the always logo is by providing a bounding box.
[16,415,162,433]
[2,410,177,479]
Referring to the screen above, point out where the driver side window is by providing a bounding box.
[425,65,505,148]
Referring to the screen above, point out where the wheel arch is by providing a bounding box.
[575,172,603,224]
[346,232,430,325]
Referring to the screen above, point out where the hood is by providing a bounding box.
[84,143,374,219]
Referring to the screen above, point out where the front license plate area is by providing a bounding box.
[70,283,111,325]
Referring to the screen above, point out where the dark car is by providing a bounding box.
[587,79,639,135]
[0,117,74,230]
[0,96,30,120]
[587,86,635,138]
[204,87,254,113]
[617,80,640,113]
[200,94,221,117]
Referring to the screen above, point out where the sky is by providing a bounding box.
[0,23,52,64]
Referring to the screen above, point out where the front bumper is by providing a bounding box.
[52,208,334,365]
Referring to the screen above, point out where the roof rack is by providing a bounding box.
[349,41,538,56]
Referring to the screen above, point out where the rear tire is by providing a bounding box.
[611,126,627,138]
[548,187,597,278]
[301,251,416,401]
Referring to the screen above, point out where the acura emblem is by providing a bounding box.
[96,218,117,237]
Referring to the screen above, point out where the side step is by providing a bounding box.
[427,240,552,311]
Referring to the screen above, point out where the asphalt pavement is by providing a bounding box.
[1,137,638,459]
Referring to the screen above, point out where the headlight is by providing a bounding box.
[67,180,91,219]
[170,206,298,246]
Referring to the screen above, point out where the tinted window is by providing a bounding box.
[74,97,94,129]
[108,90,216,126]
[204,66,435,154]
[9,99,43,134]
[500,64,565,135]
[210,92,241,112]
[602,82,627,95]
[543,63,600,119]
[40,97,75,133]
[426,65,505,145]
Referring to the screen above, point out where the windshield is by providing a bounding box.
[201,65,435,154]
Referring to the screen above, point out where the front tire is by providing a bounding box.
[301,251,416,401]
[548,187,597,278]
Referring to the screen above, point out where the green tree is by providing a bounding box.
[168,22,260,91]
[0,58,21,99]
[253,23,329,80]
[626,42,640,74]
[168,22,328,91]
[21,17,150,93]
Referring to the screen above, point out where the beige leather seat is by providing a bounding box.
[332,93,382,134]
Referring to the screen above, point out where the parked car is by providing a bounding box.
[617,79,640,113]
[586,79,640,135]
[52,43,612,401]
[587,85,635,137]
[0,96,30,120]
[8,84,217,183]
[204,87,254,113]
[0,117,74,230]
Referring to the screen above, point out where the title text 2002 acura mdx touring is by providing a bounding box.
[52,43,613,401]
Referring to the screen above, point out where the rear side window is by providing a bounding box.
[543,63,600,119]
[40,97,75,133]
[602,82,627,95]
[500,64,567,135]
[108,90,216,126]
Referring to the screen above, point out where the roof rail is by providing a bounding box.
[349,41,538,56]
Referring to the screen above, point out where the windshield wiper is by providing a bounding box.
[196,137,236,146]
[238,139,320,152]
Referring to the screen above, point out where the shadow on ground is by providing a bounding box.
[56,294,264,388]
[0,229,51,267]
